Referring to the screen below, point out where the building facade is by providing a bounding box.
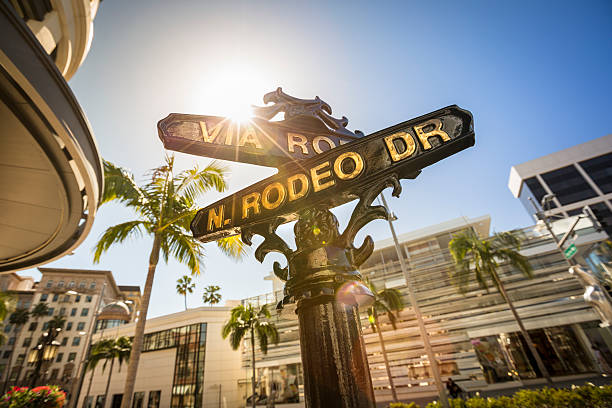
[77,305,243,408]
[0,268,140,401]
[239,215,612,406]
[508,134,612,228]
[0,1,103,272]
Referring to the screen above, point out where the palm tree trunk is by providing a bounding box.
[119,234,161,408]
[184,294,187,311]
[103,358,115,408]
[492,271,553,385]
[85,368,95,408]
[374,314,398,402]
[251,327,256,408]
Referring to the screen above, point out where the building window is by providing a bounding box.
[3,325,10,333]
[56,352,63,363]
[59,307,66,316]
[83,396,93,408]
[66,322,73,331]
[95,396,104,408]
[86,296,93,303]
[68,281,75,288]
[67,352,76,362]
[75,295,81,303]
[52,294,59,302]
[540,165,597,206]
[22,337,31,347]
[40,294,48,302]
[28,322,37,331]
[43,322,49,330]
[72,337,81,346]
[58,281,65,288]
[61,337,68,346]
[47,308,54,316]
[71,308,77,316]
[580,152,612,194]
[2,351,10,359]
[7,337,15,346]
[49,368,59,380]
[132,392,145,408]
[79,282,86,290]
[81,308,89,317]
[90,282,97,290]
[63,295,71,302]
[46,280,53,288]
[148,391,161,408]
[77,322,85,331]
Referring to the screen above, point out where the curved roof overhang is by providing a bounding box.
[0,3,103,272]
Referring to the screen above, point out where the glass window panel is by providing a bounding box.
[541,165,597,205]
[580,153,612,194]
[147,391,160,408]
[132,392,145,408]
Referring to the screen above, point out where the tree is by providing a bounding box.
[94,156,246,408]
[448,229,553,385]
[2,308,29,391]
[176,276,196,310]
[202,285,221,306]
[91,337,131,408]
[30,302,49,320]
[84,338,114,407]
[364,278,404,402]
[222,304,279,408]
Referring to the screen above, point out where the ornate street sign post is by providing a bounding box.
[158,88,475,408]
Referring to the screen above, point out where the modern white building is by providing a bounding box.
[508,134,612,226]
[78,305,243,408]
[0,1,103,272]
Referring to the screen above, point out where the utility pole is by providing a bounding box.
[379,193,449,408]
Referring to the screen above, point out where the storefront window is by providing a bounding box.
[472,336,516,383]
[253,363,302,404]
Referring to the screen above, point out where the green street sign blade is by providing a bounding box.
[564,243,577,259]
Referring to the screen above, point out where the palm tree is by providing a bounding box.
[31,302,50,320]
[84,338,114,407]
[98,337,131,408]
[202,285,221,306]
[2,308,29,391]
[364,279,404,403]
[448,229,553,385]
[222,304,279,408]
[94,155,246,408]
[176,276,196,310]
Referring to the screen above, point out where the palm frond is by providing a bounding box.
[216,236,248,260]
[175,162,227,203]
[93,221,149,263]
[163,226,205,275]
[101,160,145,206]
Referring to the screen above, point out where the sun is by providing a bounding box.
[196,64,271,123]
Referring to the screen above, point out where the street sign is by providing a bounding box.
[190,105,474,242]
[158,88,362,168]
[564,243,577,260]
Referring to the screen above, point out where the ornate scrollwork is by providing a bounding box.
[252,87,364,139]
[241,177,407,309]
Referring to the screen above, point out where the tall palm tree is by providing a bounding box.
[222,304,279,408]
[2,308,29,391]
[84,338,115,407]
[176,276,195,310]
[94,156,246,408]
[364,279,404,403]
[448,229,553,385]
[98,337,131,408]
[202,285,221,306]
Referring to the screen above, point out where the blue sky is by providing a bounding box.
[23,1,612,317]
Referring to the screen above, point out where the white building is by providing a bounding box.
[78,305,243,408]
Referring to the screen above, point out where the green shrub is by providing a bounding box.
[388,403,420,408]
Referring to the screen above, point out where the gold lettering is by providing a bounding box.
[310,161,335,192]
[262,182,287,210]
[207,205,224,231]
[413,119,450,150]
[339,139,350,145]
[288,133,309,155]
[238,124,263,149]
[384,131,416,162]
[199,121,224,144]
[287,173,309,201]
[333,152,364,180]
[224,123,234,145]
[312,136,336,154]
[242,192,261,219]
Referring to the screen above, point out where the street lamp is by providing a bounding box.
[29,327,62,387]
